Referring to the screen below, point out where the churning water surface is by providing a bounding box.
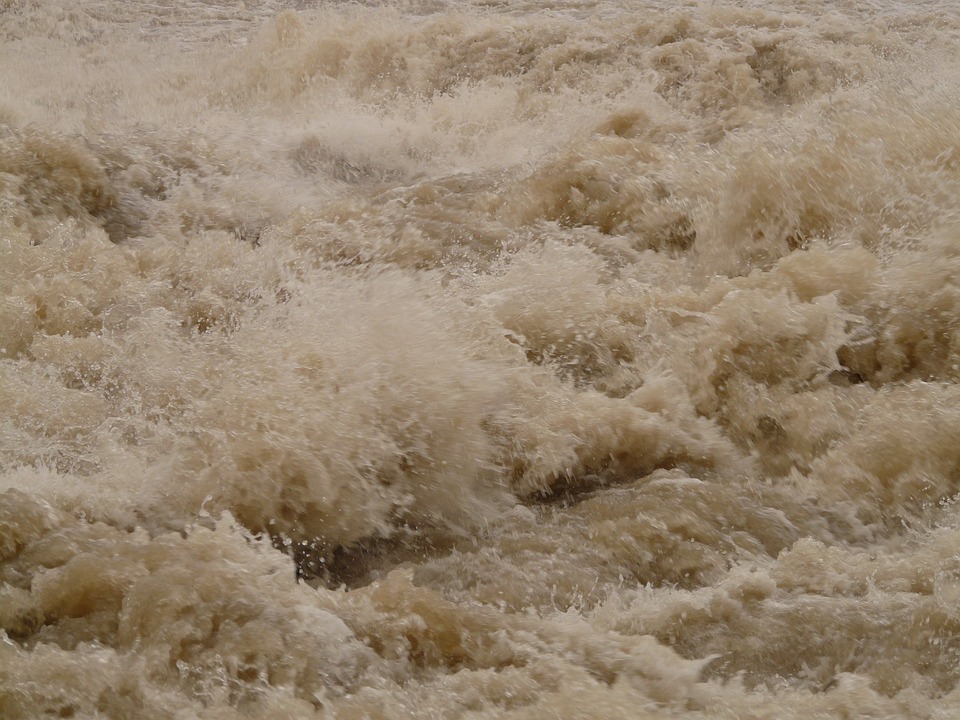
[3,0,960,717]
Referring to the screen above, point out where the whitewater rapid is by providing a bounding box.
[3,0,960,717]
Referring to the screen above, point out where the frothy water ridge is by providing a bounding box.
[3,0,960,717]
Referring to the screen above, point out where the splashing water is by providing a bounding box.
[3,0,960,717]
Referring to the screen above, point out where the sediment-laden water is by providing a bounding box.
[3,0,960,717]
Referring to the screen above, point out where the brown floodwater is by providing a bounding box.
[3,0,960,717]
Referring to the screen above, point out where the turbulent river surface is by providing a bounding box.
[3,0,960,717]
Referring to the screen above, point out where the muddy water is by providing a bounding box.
[3,0,960,717]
